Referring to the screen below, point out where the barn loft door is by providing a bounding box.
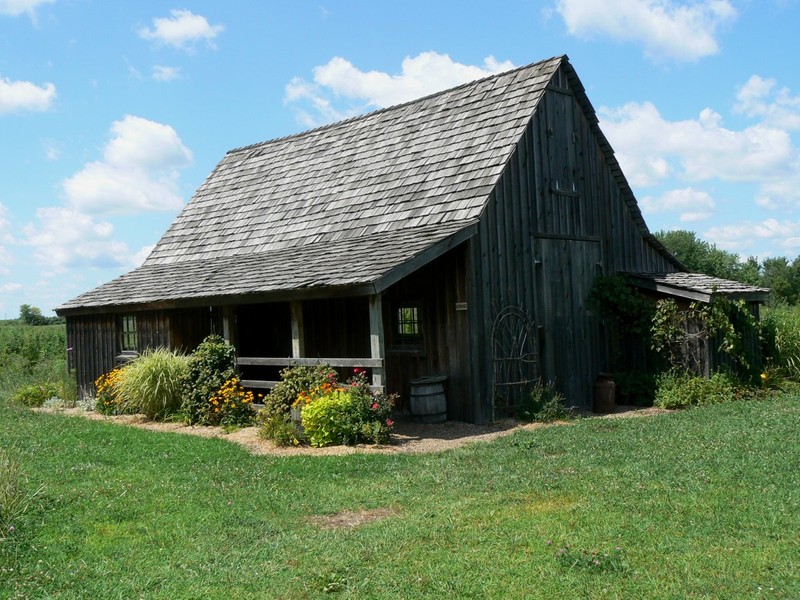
[492,306,539,419]
[535,238,603,409]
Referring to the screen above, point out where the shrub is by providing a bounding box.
[262,363,337,419]
[654,371,738,409]
[762,305,800,379]
[300,371,394,447]
[257,413,302,447]
[11,382,61,407]
[181,335,237,425]
[116,348,189,420]
[206,377,258,427]
[94,367,128,415]
[614,371,656,406]
[519,379,571,422]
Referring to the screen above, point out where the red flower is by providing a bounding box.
[371,402,379,410]
[386,418,394,427]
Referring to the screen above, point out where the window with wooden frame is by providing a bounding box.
[393,304,423,351]
[120,315,138,352]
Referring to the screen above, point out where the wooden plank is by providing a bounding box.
[237,357,384,368]
[242,380,386,392]
[240,379,280,389]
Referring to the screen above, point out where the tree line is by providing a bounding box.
[16,304,64,326]
[654,230,800,305]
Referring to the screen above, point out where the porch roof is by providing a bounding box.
[630,272,770,303]
[57,221,476,313]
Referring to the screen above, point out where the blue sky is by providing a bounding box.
[1,0,799,316]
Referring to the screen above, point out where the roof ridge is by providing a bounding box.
[227,55,566,155]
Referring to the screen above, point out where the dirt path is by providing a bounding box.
[38,405,671,457]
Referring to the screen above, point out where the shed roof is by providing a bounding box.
[630,272,770,303]
[57,55,672,314]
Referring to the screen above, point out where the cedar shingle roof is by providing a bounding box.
[59,56,564,312]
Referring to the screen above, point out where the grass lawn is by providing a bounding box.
[1,396,798,599]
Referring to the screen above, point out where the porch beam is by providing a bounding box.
[237,357,383,368]
[290,300,305,358]
[369,294,385,389]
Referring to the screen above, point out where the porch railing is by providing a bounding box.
[237,356,384,391]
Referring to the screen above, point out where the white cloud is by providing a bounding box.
[734,75,800,130]
[22,207,131,269]
[641,187,715,222]
[62,115,193,215]
[42,139,60,160]
[152,65,180,82]
[285,52,515,126]
[0,282,22,292]
[705,218,800,254]
[599,101,795,186]
[138,9,223,51]
[0,0,54,19]
[131,244,154,267]
[0,76,56,114]
[554,0,736,62]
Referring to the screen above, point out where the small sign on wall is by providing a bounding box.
[455,302,468,311]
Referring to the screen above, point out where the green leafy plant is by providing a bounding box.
[181,335,237,425]
[206,376,259,427]
[94,366,128,415]
[762,304,800,379]
[11,382,61,407]
[589,275,654,335]
[613,370,656,406]
[297,370,395,447]
[519,379,571,422]
[116,348,189,419]
[654,370,738,409]
[651,296,760,380]
[257,413,303,447]
[261,363,337,420]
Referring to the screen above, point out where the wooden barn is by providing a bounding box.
[56,55,765,423]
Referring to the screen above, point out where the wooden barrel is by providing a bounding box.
[593,373,616,414]
[410,376,447,423]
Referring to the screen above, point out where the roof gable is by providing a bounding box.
[145,56,563,266]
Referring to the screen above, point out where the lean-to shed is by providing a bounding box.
[58,55,759,422]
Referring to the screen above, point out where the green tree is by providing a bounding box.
[654,230,750,283]
[762,257,800,305]
[19,304,46,326]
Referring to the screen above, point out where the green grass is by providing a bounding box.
[1,396,798,599]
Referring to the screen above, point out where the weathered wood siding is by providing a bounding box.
[384,245,471,421]
[470,65,678,421]
[67,307,214,398]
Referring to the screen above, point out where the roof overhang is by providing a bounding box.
[56,223,478,317]
[629,272,770,304]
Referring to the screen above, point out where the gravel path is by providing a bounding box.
[39,405,671,456]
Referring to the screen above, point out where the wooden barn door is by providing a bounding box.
[535,238,603,408]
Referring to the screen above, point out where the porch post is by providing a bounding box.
[290,300,305,358]
[369,294,385,390]
[222,306,236,346]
